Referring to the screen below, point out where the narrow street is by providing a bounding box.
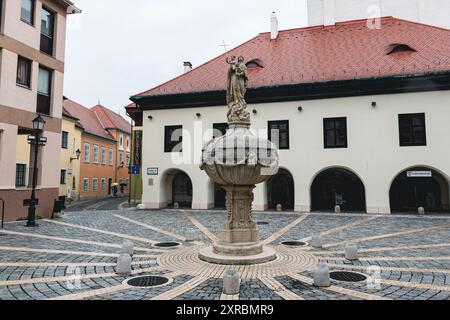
[65,196,130,212]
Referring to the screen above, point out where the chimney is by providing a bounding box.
[183,61,192,73]
[270,12,279,40]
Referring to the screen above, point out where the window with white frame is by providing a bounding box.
[119,151,124,166]
[92,178,98,192]
[93,145,99,164]
[119,133,124,150]
[83,143,90,163]
[109,148,113,166]
[83,178,89,192]
[101,178,106,192]
[101,146,106,165]
[126,136,130,151]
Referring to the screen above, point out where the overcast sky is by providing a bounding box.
[64,0,308,116]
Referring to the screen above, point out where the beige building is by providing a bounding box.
[128,17,450,215]
[59,104,83,200]
[0,0,79,221]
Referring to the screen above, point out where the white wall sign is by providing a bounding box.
[407,171,432,178]
[147,168,159,176]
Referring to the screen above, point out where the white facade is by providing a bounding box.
[308,0,450,29]
[139,90,450,214]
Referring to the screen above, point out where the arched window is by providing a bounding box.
[246,59,263,69]
[387,44,416,55]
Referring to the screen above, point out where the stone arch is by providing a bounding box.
[267,167,295,211]
[389,165,450,213]
[160,169,193,209]
[310,166,367,212]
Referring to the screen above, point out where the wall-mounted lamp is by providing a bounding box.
[298,106,303,112]
[196,113,201,118]
[252,109,258,115]
[148,115,153,120]
[371,102,377,108]
[70,149,81,162]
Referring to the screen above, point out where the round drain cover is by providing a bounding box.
[127,276,169,288]
[281,241,307,247]
[330,271,367,282]
[154,242,180,248]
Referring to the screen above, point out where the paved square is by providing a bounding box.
[1,209,449,300]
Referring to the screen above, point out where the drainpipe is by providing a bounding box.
[128,120,134,205]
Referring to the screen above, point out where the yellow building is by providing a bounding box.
[59,106,83,200]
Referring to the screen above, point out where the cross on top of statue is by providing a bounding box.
[219,40,230,53]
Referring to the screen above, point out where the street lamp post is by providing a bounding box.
[26,114,46,228]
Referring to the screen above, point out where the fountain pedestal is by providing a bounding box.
[199,123,279,265]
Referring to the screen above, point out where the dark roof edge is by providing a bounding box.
[130,71,450,111]
[82,130,117,143]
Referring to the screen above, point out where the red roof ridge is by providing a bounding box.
[129,16,450,101]
[383,16,450,31]
[63,98,116,141]
[92,104,131,134]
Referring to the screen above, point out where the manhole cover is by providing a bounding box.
[154,242,180,248]
[330,271,367,282]
[126,276,169,288]
[281,241,307,247]
[257,221,269,225]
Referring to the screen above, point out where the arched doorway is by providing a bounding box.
[390,167,450,213]
[267,169,295,210]
[171,171,193,208]
[108,178,112,195]
[311,168,366,212]
[214,184,226,209]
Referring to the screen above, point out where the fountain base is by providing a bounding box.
[198,245,277,265]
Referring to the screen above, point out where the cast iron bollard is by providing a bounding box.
[311,235,323,248]
[345,244,359,261]
[418,207,425,216]
[223,269,240,295]
[314,263,331,287]
[121,240,134,256]
[116,254,132,276]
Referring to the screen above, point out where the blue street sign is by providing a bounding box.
[131,166,141,175]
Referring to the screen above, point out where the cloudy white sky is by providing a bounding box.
[64,0,308,115]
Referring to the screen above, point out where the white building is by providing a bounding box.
[126,16,450,215]
[308,0,450,28]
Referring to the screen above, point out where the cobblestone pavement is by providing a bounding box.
[0,209,449,300]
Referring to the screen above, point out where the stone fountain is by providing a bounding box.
[199,56,280,265]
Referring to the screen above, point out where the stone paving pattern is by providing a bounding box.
[1,208,450,300]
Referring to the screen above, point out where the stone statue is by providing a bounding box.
[199,55,280,265]
[226,56,250,123]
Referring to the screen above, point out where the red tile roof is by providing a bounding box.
[130,17,450,105]
[91,105,131,134]
[63,99,115,141]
